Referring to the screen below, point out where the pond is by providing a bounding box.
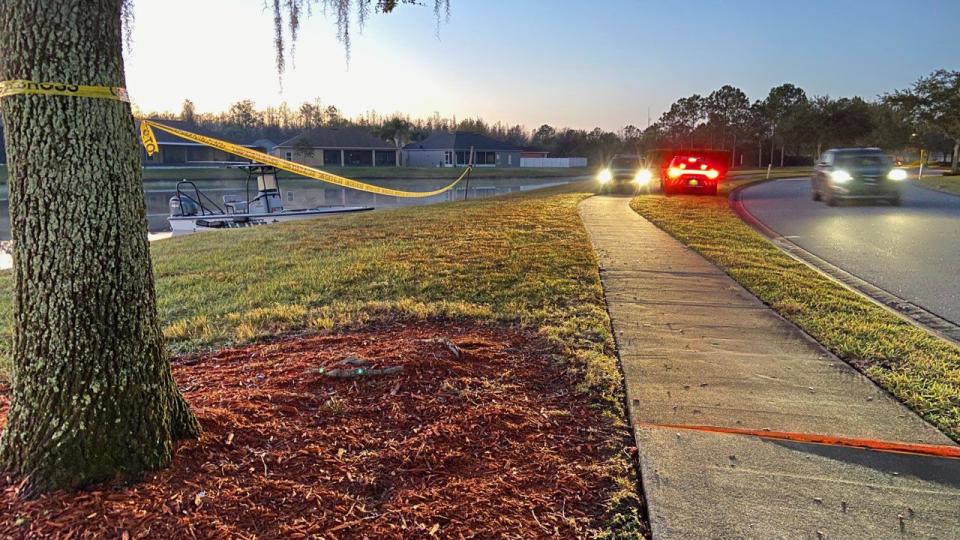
[0,175,585,240]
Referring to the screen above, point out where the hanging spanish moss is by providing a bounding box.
[271,0,451,73]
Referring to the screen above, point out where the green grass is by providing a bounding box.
[629,189,960,441]
[917,174,960,195]
[0,182,645,536]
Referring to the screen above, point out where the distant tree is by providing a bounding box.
[658,95,705,148]
[292,135,316,158]
[706,85,750,164]
[763,84,807,166]
[180,99,196,124]
[298,99,324,129]
[324,105,345,127]
[377,116,412,148]
[868,102,913,156]
[457,117,489,134]
[886,69,960,173]
[532,124,557,147]
[503,124,528,147]
[746,100,770,167]
[226,100,261,129]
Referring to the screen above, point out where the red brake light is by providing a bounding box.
[668,167,683,178]
[706,169,719,180]
[700,164,707,170]
[679,163,687,169]
[687,157,697,162]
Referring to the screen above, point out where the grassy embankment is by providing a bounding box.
[917,174,960,195]
[630,172,960,440]
[0,181,644,537]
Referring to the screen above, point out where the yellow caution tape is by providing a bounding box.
[0,80,129,102]
[140,122,160,157]
[0,79,467,198]
[141,119,471,198]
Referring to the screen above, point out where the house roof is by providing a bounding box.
[137,119,256,147]
[252,138,277,151]
[403,132,524,152]
[276,128,394,149]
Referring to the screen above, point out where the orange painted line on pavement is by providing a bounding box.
[636,422,960,459]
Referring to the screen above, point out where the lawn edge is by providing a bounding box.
[914,177,960,198]
[630,187,960,443]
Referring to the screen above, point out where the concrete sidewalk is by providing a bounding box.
[579,195,960,539]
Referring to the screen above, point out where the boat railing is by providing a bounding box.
[175,180,226,216]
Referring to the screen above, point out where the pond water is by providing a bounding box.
[0,176,583,240]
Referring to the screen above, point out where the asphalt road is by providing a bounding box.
[739,177,960,324]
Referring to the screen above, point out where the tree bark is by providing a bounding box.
[0,0,199,496]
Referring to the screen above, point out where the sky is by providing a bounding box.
[125,0,960,131]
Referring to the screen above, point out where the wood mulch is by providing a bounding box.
[0,321,624,538]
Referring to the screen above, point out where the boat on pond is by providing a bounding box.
[168,164,372,235]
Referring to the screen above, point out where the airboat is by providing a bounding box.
[168,164,373,235]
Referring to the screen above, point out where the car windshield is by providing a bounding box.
[611,158,640,169]
[835,153,892,169]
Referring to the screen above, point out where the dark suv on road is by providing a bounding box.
[811,148,907,206]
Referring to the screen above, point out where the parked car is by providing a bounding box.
[597,155,653,193]
[811,148,907,206]
[662,154,724,196]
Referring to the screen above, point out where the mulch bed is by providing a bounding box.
[0,321,623,538]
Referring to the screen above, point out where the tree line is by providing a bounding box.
[134,68,959,172]
[641,69,959,171]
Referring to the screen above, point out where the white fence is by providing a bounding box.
[520,157,588,168]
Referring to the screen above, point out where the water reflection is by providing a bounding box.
[0,177,579,240]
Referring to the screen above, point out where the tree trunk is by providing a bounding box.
[769,130,776,167]
[758,140,763,168]
[953,139,959,174]
[0,0,199,496]
[780,144,785,167]
[731,133,737,168]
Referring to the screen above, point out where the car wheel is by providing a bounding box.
[812,190,821,201]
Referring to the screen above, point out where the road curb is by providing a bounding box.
[912,178,960,199]
[729,179,960,346]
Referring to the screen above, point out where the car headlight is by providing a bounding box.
[598,169,612,183]
[634,169,653,185]
[887,168,908,181]
[830,170,852,183]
